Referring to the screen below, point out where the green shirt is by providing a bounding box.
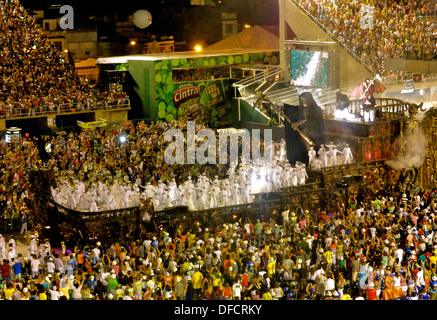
[108,278,118,291]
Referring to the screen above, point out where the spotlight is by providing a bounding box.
[119,135,127,143]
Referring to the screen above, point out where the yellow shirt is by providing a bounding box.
[267,260,276,276]
[59,286,70,299]
[324,251,333,263]
[430,255,437,267]
[262,292,273,300]
[192,271,204,290]
[340,294,352,300]
[4,287,14,300]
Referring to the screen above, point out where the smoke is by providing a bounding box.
[385,129,427,170]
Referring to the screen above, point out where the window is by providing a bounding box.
[53,41,62,51]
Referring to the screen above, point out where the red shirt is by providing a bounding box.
[223,287,232,300]
[365,288,378,300]
[205,288,214,300]
[1,263,10,277]
[224,259,232,270]
[241,274,249,287]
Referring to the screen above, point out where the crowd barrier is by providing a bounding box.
[0,98,130,119]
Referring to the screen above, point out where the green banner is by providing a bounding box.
[173,79,231,127]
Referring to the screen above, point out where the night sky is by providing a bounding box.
[19,0,279,45]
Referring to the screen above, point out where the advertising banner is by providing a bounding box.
[172,79,231,127]
[153,52,280,125]
[77,119,108,129]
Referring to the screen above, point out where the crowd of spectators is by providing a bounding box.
[0,120,227,233]
[2,0,437,301]
[0,0,128,118]
[296,0,437,74]
[44,121,222,197]
[0,136,39,233]
[0,118,433,300]
[0,185,437,300]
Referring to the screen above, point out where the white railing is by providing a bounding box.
[0,98,130,119]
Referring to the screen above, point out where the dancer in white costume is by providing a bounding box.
[342,144,354,164]
[318,144,328,168]
[297,163,308,185]
[325,141,341,166]
[308,146,317,170]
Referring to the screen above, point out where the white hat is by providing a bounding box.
[111,274,116,279]
[108,293,113,299]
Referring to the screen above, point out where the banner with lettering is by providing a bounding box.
[172,79,231,127]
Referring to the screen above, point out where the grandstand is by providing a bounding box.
[279,0,437,96]
[0,0,130,133]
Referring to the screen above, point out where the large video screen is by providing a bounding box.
[290,50,329,87]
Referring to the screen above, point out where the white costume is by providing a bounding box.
[342,144,354,164]
[318,145,328,168]
[308,147,317,170]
